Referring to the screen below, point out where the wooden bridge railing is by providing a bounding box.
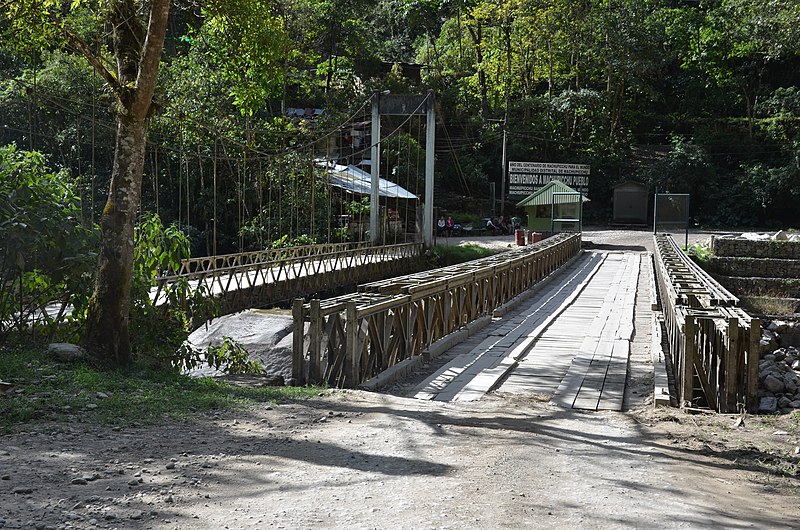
[653,235,760,412]
[153,242,422,313]
[292,233,581,387]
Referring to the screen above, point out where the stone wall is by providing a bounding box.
[710,276,800,298]
[711,237,800,259]
[709,257,800,278]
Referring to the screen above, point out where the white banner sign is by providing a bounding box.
[508,161,590,197]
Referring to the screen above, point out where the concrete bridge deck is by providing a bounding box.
[411,251,650,410]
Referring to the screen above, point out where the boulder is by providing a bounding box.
[764,374,785,394]
[759,396,778,413]
[186,309,297,381]
[47,343,87,363]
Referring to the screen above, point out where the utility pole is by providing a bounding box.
[500,114,508,217]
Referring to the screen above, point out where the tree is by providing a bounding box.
[3,0,171,367]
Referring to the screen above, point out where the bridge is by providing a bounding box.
[291,233,760,413]
[141,229,760,414]
[152,241,424,314]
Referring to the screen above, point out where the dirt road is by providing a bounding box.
[2,391,799,529]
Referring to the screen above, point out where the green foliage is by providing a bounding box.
[686,241,711,264]
[429,244,498,267]
[346,197,371,215]
[176,336,263,375]
[3,0,800,260]
[239,153,332,249]
[0,342,320,433]
[199,0,290,116]
[639,136,716,198]
[128,212,218,363]
[270,234,318,249]
[0,144,97,344]
[741,161,800,225]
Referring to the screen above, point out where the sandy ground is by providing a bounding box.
[3,228,800,529]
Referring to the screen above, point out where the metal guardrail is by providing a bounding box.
[292,233,582,387]
[158,242,370,279]
[152,242,423,314]
[654,235,759,412]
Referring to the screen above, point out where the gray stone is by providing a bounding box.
[761,338,778,354]
[759,396,778,413]
[779,396,793,409]
[774,350,787,362]
[791,400,800,409]
[70,478,88,485]
[12,487,33,494]
[185,310,295,380]
[47,343,87,363]
[764,374,785,394]
[779,326,800,348]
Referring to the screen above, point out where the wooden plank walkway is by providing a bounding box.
[411,251,643,411]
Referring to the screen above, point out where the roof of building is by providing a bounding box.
[515,180,590,207]
[325,163,417,200]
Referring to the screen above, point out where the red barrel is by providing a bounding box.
[515,229,526,246]
[529,232,543,243]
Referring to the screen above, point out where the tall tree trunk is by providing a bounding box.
[467,22,488,120]
[83,0,170,368]
[83,116,147,366]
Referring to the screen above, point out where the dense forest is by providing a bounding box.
[1,1,800,362]
[3,0,800,246]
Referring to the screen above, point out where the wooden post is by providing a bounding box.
[309,299,322,384]
[747,318,761,413]
[292,298,305,385]
[345,301,359,387]
[724,317,739,413]
[682,316,696,407]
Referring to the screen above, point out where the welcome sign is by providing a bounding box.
[508,162,590,198]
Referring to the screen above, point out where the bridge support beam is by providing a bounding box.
[370,93,381,246]
[370,91,436,248]
[424,91,435,249]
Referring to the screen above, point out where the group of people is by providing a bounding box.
[485,216,518,235]
[436,216,461,237]
[437,215,521,237]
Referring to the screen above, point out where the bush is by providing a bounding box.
[0,144,98,344]
[429,244,498,267]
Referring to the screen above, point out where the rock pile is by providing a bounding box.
[758,346,800,413]
[758,320,800,413]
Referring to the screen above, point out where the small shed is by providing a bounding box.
[516,180,589,232]
[612,181,649,225]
